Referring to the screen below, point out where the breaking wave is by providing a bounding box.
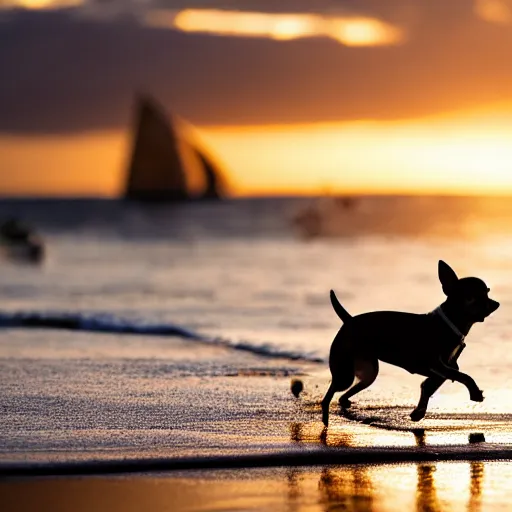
[0,310,325,364]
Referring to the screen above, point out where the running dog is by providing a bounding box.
[321,260,499,426]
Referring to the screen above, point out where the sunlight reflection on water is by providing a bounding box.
[3,460,512,512]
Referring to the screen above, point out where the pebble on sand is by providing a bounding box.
[469,432,486,443]
[291,379,304,398]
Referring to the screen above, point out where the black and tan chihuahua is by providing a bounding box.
[322,260,499,427]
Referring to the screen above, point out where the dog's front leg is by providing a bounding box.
[410,375,445,421]
[431,359,484,402]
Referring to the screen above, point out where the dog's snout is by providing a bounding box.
[489,299,500,313]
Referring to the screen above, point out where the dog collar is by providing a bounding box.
[432,306,465,341]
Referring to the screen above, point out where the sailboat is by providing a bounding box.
[124,95,226,201]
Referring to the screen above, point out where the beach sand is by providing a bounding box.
[3,329,512,511]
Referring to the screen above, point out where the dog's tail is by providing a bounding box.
[330,290,352,323]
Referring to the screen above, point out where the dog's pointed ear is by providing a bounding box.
[438,260,459,295]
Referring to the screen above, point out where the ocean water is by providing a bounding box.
[2,195,512,467]
[0,196,509,358]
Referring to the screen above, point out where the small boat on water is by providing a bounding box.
[291,196,358,239]
[0,218,45,263]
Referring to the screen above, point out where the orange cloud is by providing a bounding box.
[474,0,512,24]
[146,8,406,47]
[0,0,81,8]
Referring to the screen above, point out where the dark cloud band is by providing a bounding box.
[0,5,511,134]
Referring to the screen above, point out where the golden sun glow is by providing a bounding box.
[1,109,512,197]
[146,9,406,47]
[198,110,512,196]
[0,131,127,196]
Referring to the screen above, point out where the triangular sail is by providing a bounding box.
[124,95,226,201]
[125,96,188,200]
[195,149,224,200]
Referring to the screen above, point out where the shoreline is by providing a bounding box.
[3,443,512,478]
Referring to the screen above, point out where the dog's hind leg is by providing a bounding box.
[321,383,337,427]
[339,358,379,408]
[322,365,355,427]
[410,376,445,422]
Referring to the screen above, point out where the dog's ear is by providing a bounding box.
[438,260,459,295]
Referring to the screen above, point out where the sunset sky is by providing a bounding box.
[1,0,512,196]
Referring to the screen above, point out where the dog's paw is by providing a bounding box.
[410,408,426,422]
[470,389,485,402]
[339,397,352,409]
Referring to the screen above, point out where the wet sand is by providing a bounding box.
[4,329,512,465]
[3,329,512,510]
